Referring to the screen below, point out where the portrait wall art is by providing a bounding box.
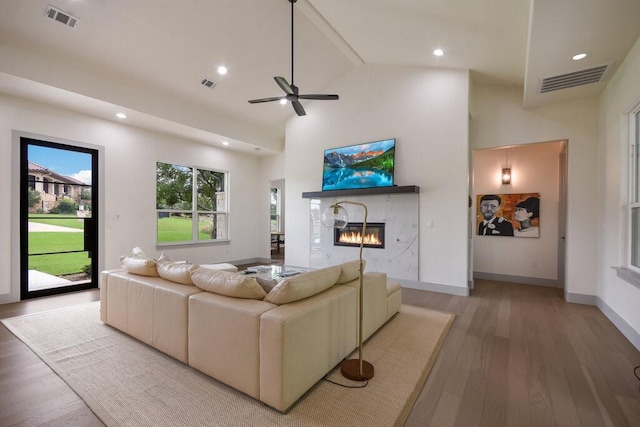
[476,192,541,238]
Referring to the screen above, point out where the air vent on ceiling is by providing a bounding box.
[201,78,217,89]
[539,64,610,94]
[45,5,79,28]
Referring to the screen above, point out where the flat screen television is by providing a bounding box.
[322,138,396,191]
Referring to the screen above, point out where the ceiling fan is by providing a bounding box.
[248,0,339,116]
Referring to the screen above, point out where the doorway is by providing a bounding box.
[471,140,567,288]
[270,179,285,260]
[20,137,99,299]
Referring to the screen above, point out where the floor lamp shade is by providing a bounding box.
[322,200,374,381]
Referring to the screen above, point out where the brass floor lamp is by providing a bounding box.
[322,200,374,381]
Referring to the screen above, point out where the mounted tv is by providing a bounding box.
[322,138,396,191]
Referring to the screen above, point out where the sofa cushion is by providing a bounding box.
[264,266,341,305]
[335,259,366,284]
[157,261,198,285]
[199,263,238,273]
[191,268,267,300]
[256,277,278,293]
[120,256,159,277]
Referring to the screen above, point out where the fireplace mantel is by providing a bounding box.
[302,185,419,199]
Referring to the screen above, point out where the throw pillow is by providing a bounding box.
[132,246,146,257]
[335,259,366,284]
[264,266,341,305]
[157,260,198,285]
[191,268,267,300]
[256,276,278,293]
[120,256,159,277]
[157,252,172,262]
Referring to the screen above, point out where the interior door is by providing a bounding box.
[20,137,98,299]
[558,142,568,290]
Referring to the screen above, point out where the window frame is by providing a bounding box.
[156,162,229,246]
[270,187,281,233]
[628,106,640,273]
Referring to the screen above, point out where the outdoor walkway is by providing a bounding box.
[28,222,83,232]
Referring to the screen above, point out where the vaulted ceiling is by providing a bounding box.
[0,0,638,154]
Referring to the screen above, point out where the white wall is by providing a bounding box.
[0,94,269,302]
[470,85,599,299]
[598,36,640,341]
[261,152,285,182]
[473,142,563,283]
[285,64,470,293]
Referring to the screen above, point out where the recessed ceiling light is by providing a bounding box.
[116,112,127,119]
[217,66,228,75]
[222,141,229,146]
[572,53,588,61]
[433,49,444,57]
[279,99,288,105]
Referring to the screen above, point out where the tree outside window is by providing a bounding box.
[156,162,227,243]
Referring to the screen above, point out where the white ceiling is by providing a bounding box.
[0,0,638,154]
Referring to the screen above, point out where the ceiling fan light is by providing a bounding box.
[280,99,288,105]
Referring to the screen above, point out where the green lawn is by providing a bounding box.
[158,216,212,242]
[29,252,90,276]
[29,231,83,253]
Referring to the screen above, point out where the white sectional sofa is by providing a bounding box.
[100,258,401,412]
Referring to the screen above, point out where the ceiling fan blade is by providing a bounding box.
[298,94,339,101]
[291,100,306,116]
[275,76,295,95]
[248,96,284,104]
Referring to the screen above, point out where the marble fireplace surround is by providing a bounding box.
[303,186,419,281]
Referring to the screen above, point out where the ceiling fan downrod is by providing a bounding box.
[290,0,295,87]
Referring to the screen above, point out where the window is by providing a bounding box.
[270,187,280,232]
[156,162,227,244]
[629,108,640,271]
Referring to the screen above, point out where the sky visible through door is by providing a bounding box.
[29,145,92,184]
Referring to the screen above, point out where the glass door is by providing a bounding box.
[20,137,98,299]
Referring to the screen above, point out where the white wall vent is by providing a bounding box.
[539,64,609,94]
[45,5,79,29]
[201,78,217,89]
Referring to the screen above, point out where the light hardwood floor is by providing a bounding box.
[1,279,639,426]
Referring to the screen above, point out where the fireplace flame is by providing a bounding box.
[338,231,382,246]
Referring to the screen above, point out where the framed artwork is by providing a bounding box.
[477,193,540,238]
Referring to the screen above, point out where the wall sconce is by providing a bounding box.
[502,167,512,185]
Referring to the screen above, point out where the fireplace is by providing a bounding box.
[334,222,385,249]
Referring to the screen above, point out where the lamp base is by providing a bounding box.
[341,358,374,381]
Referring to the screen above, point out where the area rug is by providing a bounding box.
[2,302,454,427]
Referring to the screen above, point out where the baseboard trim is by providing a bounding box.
[473,272,561,288]
[394,278,470,296]
[596,296,640,351]
[565,292,597,305]
[0,289,20,304]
